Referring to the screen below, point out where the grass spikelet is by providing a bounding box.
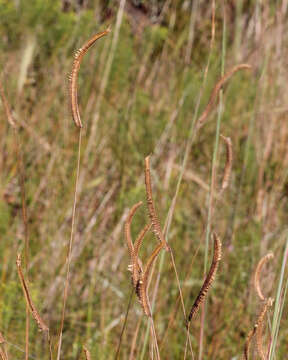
[187,232,221,323]
[16,254,49,333]
[254,252,274,301]
[256,298,274,360]
[83,346,91,360]
[125,202,145,287]
[139,243,164,317]
[145,156,170,251]
[220,134,233,191]
[196,64,251,130]
[243,327,257,360]
[134,223,152,261]
[243,297,274,360]
[70,28,110,128]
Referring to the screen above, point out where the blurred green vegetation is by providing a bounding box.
[0,0,288,359]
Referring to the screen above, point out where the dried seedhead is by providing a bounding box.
[243,297,274,360]
[254,252,274,301]
[69,28,110,128]
[83,346,91,360]
[196,64,252,130]
[125,157,172,316]
[125,201,164,317]
[220,134,232,192]
[187,232,222,323]
[256,298,274,360]
[16,254,49,333]
[145,156,170,251]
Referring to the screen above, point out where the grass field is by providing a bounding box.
[0,1,288,359]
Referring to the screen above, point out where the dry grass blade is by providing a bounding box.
[70,28,110,128]
[256,298,274,360]
[139,243,164,317]
[0,79,16,128]
[196,64,251,130]
[16,254,49,333]
[145,156,170,251]
[83,346,91,360]
[187,232,221,323]
[220,134,232,191]
[254,252,274,301]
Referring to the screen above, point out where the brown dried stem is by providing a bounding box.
[70,28,110,128]
[145,156,170,251]
[196,64,252,130]
[220,134,233,191]
[187,232,222,323]
[254,252,274,301]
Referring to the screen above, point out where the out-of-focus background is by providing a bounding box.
[0,0,288,359]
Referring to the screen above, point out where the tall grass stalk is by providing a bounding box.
[199,3,226,358]
[57,129,82,360]
[268,236,288,360]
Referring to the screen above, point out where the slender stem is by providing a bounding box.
[114,288,134,360]
[199,3,226,359]
[57,129,82,360]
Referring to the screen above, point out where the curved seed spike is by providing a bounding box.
[139,243,164,317]
[132,222,152,287]
[134,222,152,259]
[196,64,252,130]
[243,327,257,360]
[16,254,49,333]
[187,232,222,323]
[220,134,233,191]
[124,202,143,287]
[256,298,274,360]
[254,252,274,301]
[70,28,110,128]
[125,202,143,261]
[145,156,170,251]
[83,346,91,360]
[243,297,274,360]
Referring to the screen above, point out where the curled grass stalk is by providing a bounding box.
[57,28,109,360]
